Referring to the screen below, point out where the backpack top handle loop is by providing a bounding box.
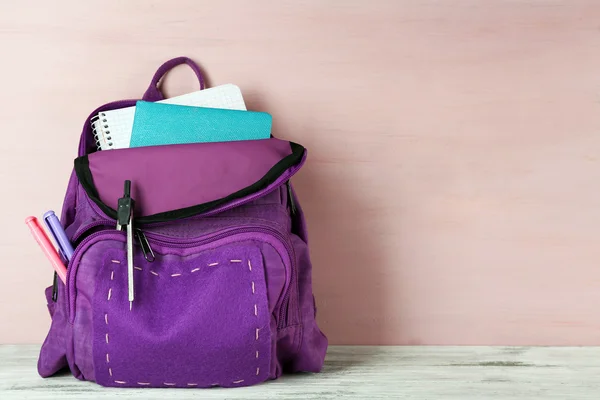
[142,57,206,102]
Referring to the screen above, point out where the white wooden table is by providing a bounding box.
[1,345,599,399]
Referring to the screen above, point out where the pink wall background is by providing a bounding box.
[1,1,599,345]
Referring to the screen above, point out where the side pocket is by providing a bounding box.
[38,281,69,378]
[288,235,327,372]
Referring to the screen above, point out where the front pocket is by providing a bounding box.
[92,239,273,388]
[66,225,295,388]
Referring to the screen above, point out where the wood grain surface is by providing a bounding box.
[1,345,599,399]
[1,1,600,345]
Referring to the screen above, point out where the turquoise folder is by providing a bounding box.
[129,101,272,148]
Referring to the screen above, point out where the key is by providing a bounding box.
[116,180,135,305]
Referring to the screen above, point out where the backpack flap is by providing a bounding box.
[74,139,306,224]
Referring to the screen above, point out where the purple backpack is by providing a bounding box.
[38,57,328,388]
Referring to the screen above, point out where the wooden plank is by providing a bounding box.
[1,346,599,399]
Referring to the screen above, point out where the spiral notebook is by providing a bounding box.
[92,84,246,150]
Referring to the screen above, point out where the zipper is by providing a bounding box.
[195,169,300,221]
[72,219,115,243]
[135,229,155,262]
[67,224,296,328]
[84,170,297,230]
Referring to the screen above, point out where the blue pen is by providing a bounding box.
[43,211,74,261]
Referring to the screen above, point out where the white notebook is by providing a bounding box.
[92,84,247,150]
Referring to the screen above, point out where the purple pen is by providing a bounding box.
[43,211,74,261]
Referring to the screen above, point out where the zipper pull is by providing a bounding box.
[135,229,155,262]
[116,180,135,306]
[286,181,297,216]
[51,273,58,302]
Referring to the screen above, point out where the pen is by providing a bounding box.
[25,216,67,284]
[43,211,72,301]
[43,211,74,261]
